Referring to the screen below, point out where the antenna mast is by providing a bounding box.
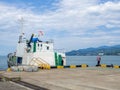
[19,17,24,35]
[18,17,25,43]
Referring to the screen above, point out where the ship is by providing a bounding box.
[7,32,66,69]
[7,18,66,69]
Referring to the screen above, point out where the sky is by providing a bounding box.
[0,0,120,55]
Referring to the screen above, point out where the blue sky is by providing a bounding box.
[1,0,59,13]
[0,0,120,55]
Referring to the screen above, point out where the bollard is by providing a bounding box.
[57,66,64,69]
[101,64,106,68]
[114,65,119,69]
[81,64,87,68]
[70,65,76,68]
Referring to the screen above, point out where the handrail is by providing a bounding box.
[37,57,49,65]
[29,57,50,69]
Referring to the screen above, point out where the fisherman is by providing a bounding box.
[96,55,101,66]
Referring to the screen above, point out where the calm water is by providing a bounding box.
[0,56,8,70]
[66,56,120,66]
[0,56,120,70]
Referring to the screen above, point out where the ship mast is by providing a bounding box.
[20,17,24,35]
[18,17,24,43]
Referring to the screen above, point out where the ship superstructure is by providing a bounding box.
[8,32,66,68]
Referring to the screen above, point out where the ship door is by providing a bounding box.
[58,55,63,66]
[55,53,63,66]
[17,57,22,65]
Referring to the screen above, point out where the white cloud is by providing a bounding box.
[0,0,120,54]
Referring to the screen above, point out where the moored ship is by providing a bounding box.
[7,31,66,69]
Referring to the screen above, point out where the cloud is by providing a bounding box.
[0,0,120,55]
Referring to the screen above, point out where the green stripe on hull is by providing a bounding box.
[33,42,36,52]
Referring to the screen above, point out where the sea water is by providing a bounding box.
[66,56,120,66]
[0,56,120,70]
[0,56,8,70]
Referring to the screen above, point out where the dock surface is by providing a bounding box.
[1,67,120,90]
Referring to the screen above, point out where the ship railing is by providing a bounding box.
[29,57,51,69]
[54,49,66,53]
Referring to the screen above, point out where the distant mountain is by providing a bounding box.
[66,45,120,56]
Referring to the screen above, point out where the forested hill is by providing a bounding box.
[66,45,120,56]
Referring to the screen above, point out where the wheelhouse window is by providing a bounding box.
[47,46,49,50]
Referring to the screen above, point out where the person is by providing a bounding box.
[96,55,101,66]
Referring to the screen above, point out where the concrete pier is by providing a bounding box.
[1,67,120,90]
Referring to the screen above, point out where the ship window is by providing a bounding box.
[41,44,42,47]
[17,57,22,65]
[47,46,49,50]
